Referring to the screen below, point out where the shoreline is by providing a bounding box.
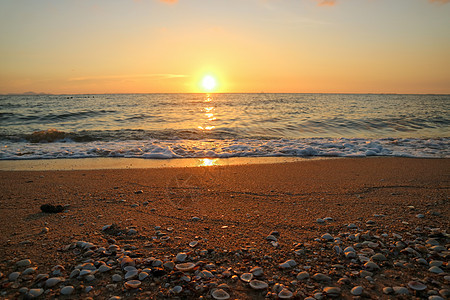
[0,157,449,299]
[0,156,334,171]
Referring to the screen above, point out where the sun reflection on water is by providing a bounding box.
[198,158,218,166]
[198,94,217,131]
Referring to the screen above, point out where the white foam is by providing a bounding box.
[0,138,448,160]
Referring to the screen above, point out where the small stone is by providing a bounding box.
[176,253,187,262]
[70,269,80,278]
[112,274,122,282]
[266,235,277,242]
[211,288,230,300]
[23,267,37,275]
[85,274,96,282]
[383,287,393,294]
[416,214,425,218]
[321,233,333,241]
[28,288,44,298]
[85,286,93,293]
[351,286,363,296]
[364,261,380,271]
[98,265,113,273]
[189,241,199,248]
[323,286,341,297]
[19,287,29,294]
[316,218,325,223]
[429,260,443,267]
[8,272,20,281]
[16,259,32,267]
[191,217,200,221]
[429,266,444,274]
[250,266,263,276]
[312,273,331,282]
[428,296,445,300]
[170,285,183,294]
[296,271,310,280]
[139,272,149,281]
[393,286,409,295]
[163,261,175,270]
[279,259,297,269]
[45,277,64,288]
[125,270,138,280]
[371,253,387,261]
[60,286,74,295]
[440,289,450,298]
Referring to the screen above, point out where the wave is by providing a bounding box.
[1,137,448,160]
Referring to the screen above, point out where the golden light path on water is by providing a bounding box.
[197,94,216,131]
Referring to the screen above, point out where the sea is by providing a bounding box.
[0,93,449,160]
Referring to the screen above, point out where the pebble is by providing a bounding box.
[321,233,334,241]
[112,274,122,282]
[8,272,20,281]
[323,286,341,297]
[45,277,64,288]
[296,271,310,280]
[312,273,331,282]
[393,286,409,295]
[250,266,263,276]
[27,288,44,298]
[351,286,363,296]
[175,262,196,272]
[124,280,141,289]
[429,266,444,274]
[240,273,253,282]
[279,259,297,269]
[175,252,187,262]
[429,296,445,300]
[383,287,393,294]
[98,265,113,273]
[60,286,74,295]
[316,218,325,223]
[16,259,31,267]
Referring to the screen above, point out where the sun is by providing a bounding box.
[201,75,217,91]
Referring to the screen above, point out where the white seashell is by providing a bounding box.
[211,289,230,300]
[175,262,196,272]
[249,280,268,290]
[124,280,141,289]
[408,281,427,291]
[240,273,253,282]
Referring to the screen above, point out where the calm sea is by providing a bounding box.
[0,93,449,159]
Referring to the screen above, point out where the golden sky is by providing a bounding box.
[0,0,449,94]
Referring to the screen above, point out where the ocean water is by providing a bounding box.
[0,93,449,160]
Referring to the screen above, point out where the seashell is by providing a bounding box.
[249,280,268,290]
[123,266,137,272]
[124,270,138,280]
[408,281,427,291]
[250,266,263,276]
[124,280,141,289]
[138,272,149,281]
[240,273,253,283]
[79,269,92,276]
[278,288,293,299]
[211,289,230,300]
[175,262,196,272]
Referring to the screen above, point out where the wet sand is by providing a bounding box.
[0,157,449,299]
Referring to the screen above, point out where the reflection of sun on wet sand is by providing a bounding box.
[0,157,449,299]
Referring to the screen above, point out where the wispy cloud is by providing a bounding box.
[69,74,187,82]
[429,0,450,4]
[316,0,337,6]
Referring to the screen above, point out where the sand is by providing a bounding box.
[0,157,449,299]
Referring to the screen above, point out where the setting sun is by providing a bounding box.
[201,75,217,92]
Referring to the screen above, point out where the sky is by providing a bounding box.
[0,0,449,94]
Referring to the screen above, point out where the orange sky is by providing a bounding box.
[0,0,449,94]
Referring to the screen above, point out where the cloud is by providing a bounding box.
[316,0,337,6]
[69,74,187,82]
[429,0,450,3]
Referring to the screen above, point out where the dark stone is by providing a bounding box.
[40,204,64,213]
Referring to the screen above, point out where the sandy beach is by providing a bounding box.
[0,157,449,299]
